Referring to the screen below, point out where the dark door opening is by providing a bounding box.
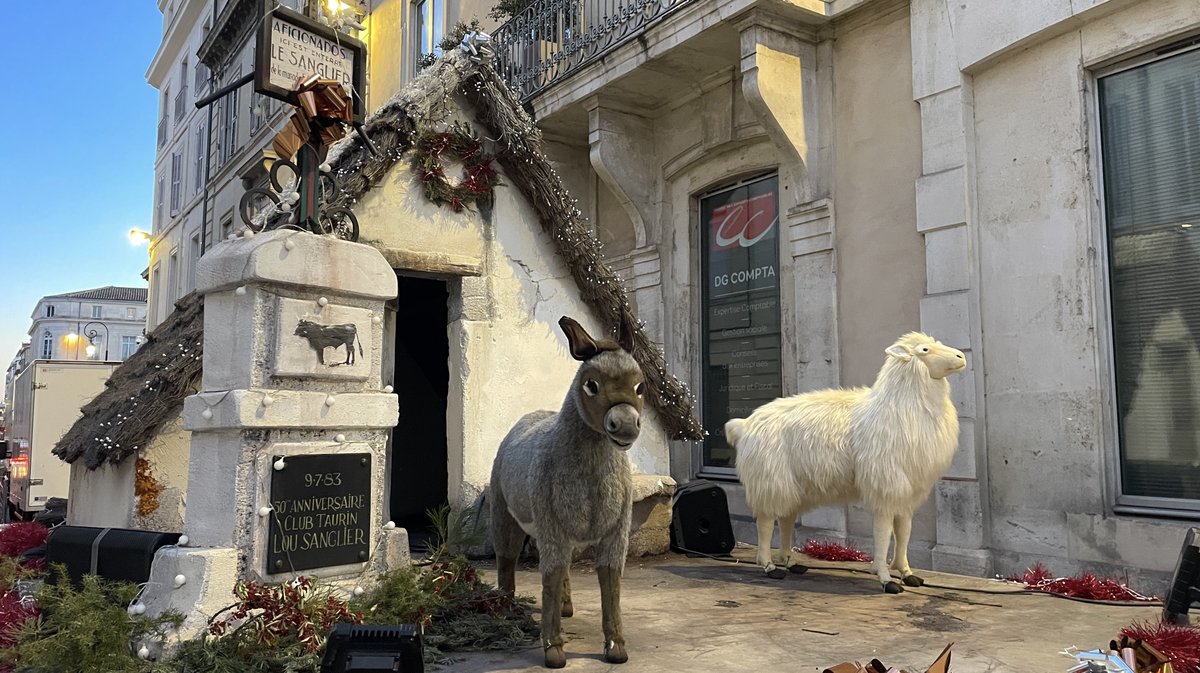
[388,275,449,553]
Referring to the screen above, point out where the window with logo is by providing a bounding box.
[121,336,138,361]
[699,173,782,472]
[40,332,52,360]
[1101,43,1200,510]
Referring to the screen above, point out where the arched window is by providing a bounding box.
[40,331,52,359]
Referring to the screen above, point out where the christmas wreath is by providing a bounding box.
[412,122,500,212]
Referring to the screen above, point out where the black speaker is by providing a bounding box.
[45,526,182,588]
[670,480,735,555]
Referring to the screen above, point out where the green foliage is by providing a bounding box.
[351,556,537,663]
[424,503,486,561]
[166,577,360,673]
[5,565,183,673]
[489,0,534,20]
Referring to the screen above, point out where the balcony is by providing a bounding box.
[491,0,700,104]
[157,118,168,147]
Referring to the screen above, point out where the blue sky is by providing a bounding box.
[0,4,162,384]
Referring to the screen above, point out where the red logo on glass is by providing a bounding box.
[711,192,777,251]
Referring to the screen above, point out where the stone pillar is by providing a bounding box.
[140,230,404,647]
[911,0,993,577]
[179,228,403,581]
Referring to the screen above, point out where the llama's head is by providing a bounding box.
[559,313,645,449]
[884,332,966,380]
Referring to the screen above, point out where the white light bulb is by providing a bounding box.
[284,238,296,250]
[134,602,146,615]
[178,535,188,546]
[317,297,329,307]
[274,458,287,471]
[353,586,364,596]
[335,433,346,443]
[201,408,213,420]
[320,162,332,173]
[325,395,336,407]
[259,506,272,517]
[383,385,393,394]
[262,395,274,407]
[173,574,186,588]
[384,520,396,529]
[242,229,254,238]
[138,645,150,659]
[234,286,247,296]
[371,315,382,325]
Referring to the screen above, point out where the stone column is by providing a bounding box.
[911,0,993,576]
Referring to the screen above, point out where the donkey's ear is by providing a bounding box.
[559,316,600,361]
[617,310,636,353]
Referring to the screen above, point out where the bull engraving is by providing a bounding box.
[294,319,363,366]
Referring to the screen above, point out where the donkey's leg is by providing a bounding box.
[872,511,902,593]
[490,488,525,596]
[540,561,569,669]
[597,565,627,664]
[890,512,922,587]
[778,510,807,574]
[561,567,573,618]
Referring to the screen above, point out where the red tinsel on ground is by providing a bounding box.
[1119,620,1200,673]
[0,590,37,648]
[798,539,872,563]
[1007,562,1157,602]
[0,523,48,559]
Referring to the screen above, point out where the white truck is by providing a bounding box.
[5,360,116,520]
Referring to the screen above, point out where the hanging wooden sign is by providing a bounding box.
[254,5,367,122]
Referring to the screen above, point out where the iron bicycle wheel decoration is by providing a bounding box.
[240,152,360,242]
[411,121,501,213]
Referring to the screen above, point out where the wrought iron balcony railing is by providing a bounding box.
[157,118,168,147]
[491,0,698,103]
[174,85,189,123]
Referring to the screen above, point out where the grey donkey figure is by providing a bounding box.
[490,313,645,669]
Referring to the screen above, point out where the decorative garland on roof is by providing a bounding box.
[411,121,500,212]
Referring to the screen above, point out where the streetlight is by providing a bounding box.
[82,322,109,361]
[128,229,152,246]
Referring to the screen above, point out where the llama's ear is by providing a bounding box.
[617,310,636,353]
[885,344,912,361]
[559,316,600,361]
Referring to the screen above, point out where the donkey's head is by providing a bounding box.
[559,313,645,449]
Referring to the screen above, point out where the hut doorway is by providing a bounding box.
[387,274,450,552]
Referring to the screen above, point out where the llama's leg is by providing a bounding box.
[778,510,807,574]
[597,565,627,664]
[756,516,786,579]
[540,562,568,668]
[890,512,922,587]
[872,512,902,593]
[561,568,573,618]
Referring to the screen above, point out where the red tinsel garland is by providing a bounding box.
[1119,620,1200,673]
[1007,562,1157,602]
[798,539,872,563]
[0,590,37,648]
[0,523,48,559]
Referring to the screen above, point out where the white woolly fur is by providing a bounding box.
[726,331,965,590]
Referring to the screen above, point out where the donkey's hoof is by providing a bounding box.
[604,641,628,664]
[787,563,809,575]
[884,581,904,594]
[902,574,924,587]
[544,645,566,669]
[561,601,574,618]
[766,567,788,580]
